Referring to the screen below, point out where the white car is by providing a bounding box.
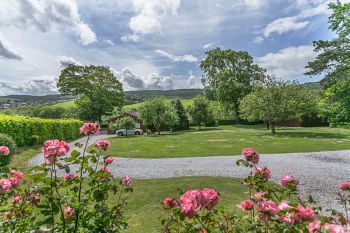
[116,128,143,136]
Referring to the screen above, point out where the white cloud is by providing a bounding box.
[104,39,114,45]
[187,74,202,88]
[155,49,197,62]
[58,56,82,68]
[255,45,318,80]
[243,0,269,8]
[0,34,22,60]
[123,0,181,41]
[262,2,330,38]
[0,0,97,45]
[0,76,58,95]
[253,36,264,44]
[203,43,216,50]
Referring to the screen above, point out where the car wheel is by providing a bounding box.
[135,131,140,135]
[117,132,124,136]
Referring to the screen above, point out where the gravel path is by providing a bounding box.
[29,136,350,212]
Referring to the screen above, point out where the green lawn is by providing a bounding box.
[8,145,41,171]
[50,100,76,108]
[105,125,350,158]
[123,177,246,233]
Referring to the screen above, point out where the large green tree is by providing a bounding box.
[171,99,189,131]
[187,96,215,129]
[200,48,266,119]
[140,97,178,135]
[57,65,124,122]
[306,1,350,125]
[240,80,318,134]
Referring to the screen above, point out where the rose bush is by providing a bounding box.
[162,148,350,232]
[0,122,132,232]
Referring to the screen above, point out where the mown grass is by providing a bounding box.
[105,125,350,158]
[123,177,246,233]
[8,145,41,171]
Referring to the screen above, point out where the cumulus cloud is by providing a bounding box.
[123,0,181,41]
[0,77,58,95]
[155,49,197,62]
[0,0,97,45]
[243,0,269,8]
[58,56,82,68]
[203,43,216,50]
[187,74,202,88]
[262,2,329,38]
[255,45,318,79]
[120,68,146,89]
[0,34,22,60]
[253,36,264,44]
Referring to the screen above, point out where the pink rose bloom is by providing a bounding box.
[9,177,19,187]
[122,176,132,187]
[101,167,110,173]
[163,198,178,208]
[64,207,75,220]
[96,140,110,151]
[257,200,279,216]
[339,181,350,191]
[278,200,292,211]
[12,195,21,204]
[0,146,10,156]
[308,221,321,233]
[202,188,219,210]
[295,205,315,222]
[0,179,12,193]
[64,173,77,181]
[239,200,254,211]
[254,191,267,200]
[242,148,259,164]
[45,156,57,165]
[323,224,349,233]
[42,139,70,164]
[279,212,295,225]
[253,167,271,181]
[180,189,205,218]
[80,122,100,135]
[10,170,24,180]
[281,175,299,188]
[104,156,114,165]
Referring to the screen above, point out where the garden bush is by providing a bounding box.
[0,133,17,166]
[0,115,82,146]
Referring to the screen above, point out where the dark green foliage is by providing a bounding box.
[171,99,189,131]
[110,117,135,135]
[187,96,216,129]
[0,133,17,166]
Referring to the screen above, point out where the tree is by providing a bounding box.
[110,117,135,135]
[57,65,124,122]
[140,97,179,135]
[187,96,215,129]
[200,48,265,119]
[239,81,318,134]
[171,99,189,131]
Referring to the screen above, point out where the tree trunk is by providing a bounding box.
[233,102,240,122]
[266,121,270,130]
[269,121,276,134]
[157,125,160,135]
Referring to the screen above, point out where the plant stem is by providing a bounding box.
[50,163,55,232]
[73,135,91,233]
[53,162,66,232]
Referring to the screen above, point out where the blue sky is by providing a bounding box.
[0,0,345,95]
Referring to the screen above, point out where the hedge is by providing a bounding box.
[0,133,17,166]
[0,116,82,146]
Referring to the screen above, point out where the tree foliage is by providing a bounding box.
[110,117,135,135]
[187,96,215,129]
[140,97,179,135]
[200,48,266,118]
[57,65,124,122]
[239,80,318,134]
[170,99,189,131]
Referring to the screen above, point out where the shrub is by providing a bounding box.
[0,133,17,166]
[0,115,82,146]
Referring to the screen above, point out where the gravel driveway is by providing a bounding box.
[29,135,350,212]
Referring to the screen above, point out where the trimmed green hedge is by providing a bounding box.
[0,133,17,166]
[0,116,82,146]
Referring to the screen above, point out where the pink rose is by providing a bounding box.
[64,207,75,220]
[202,188,219,210]
[104,156,114,165]
[64,173,77,181]
[122,176,132,187]
[339,181,350,191]
[10,170,24,180]
[96,140,110,151]
[257,200,279,220]
[242,148,259,164]
[180,189,205,218]
[80,122,100,135]
[12,195,21,204]
[0,179,12,193]
[9,177,19,187]
[308,221,321,233]
[42,139,70,164]
[254,191,267,200]
[163,198,178,208]
[294,205,315,222]
[279,212,295,225]
[45,156,57,165]
[323,224,349,233]
[0,146,10,156]
[239,200,254,211]
[281,175,299,188]
[253,167,271,181]
[278,200,292,211]
[101,167,110,173]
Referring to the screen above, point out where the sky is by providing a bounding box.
[0,0,346,95]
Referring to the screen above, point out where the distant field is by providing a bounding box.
[123,98,194,111]
[105,125,350,158]
[50,100,76,108]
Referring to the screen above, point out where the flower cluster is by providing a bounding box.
[0,170,24,193]
[80,122,100,135]
[122,176,132,187]
[340,181,350,191]
[0,146,10,156]
[95,139,110,151]
[252,166,271,181]
[42,139,70,164]
[242,147,259,164]
[281,175,299,188]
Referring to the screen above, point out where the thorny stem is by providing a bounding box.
[53,162,66,232]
